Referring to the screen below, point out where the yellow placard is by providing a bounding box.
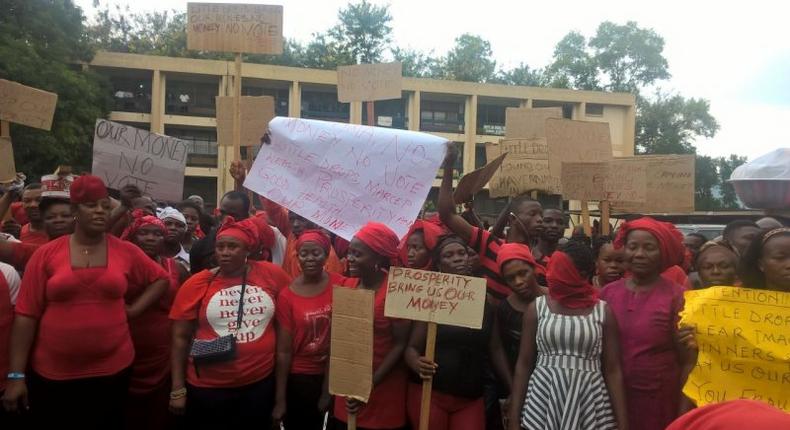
[680,286,790,412]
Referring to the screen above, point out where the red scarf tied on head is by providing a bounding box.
[398,217,446,269]
[297,229,332,254]
[614,216,685,272]
[121,209,166,241]
[354,222,400,261]
[496,243,537,272]
[217,216,260,250]
[70,175,108,204]
[546,251,598,309]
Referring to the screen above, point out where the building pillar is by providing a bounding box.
[408,91,420,131]
[289,81,301,118]
[624,104,636,156]
[519,99,531,108]
[350,101,362,125]
[216,74,234,203]
[150,70,165,133]
[463,94,478,174]
[573,102,585,120]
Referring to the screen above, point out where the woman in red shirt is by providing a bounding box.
[399,217,445,270]
[273,230,352,429]
[0,197,74,271]
[1,175,170,429]
[121,210,187,429]
[169,216,291,427]
[333,222,410,430]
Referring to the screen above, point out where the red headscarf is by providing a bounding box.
[496,243,537,272]
[398,217,446,269]
[546,251,598,309]
[217,216,260,250]
[614,216,685,272]
[297,229,332,254]
[121,209,166,241]
[354,222,399,260]
[70,175,108,204]
[666,400,790,430]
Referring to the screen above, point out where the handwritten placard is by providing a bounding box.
[487,138,561,197]
[545,118,612,179]
[216,96,274,147]
[604,157,647,203]
[243,117,446,241]
[187,3,283,54]
[0,79,58,130]
[681,286,790,412]
[0,137,16,182]
[329,287,374,402]
[385,268,486,329]
[612,154,694,213]
[337,62,403,103]
[91,119,188,202]
[561,162,609,201]
[504,107,562,139]
[453,152,507,204]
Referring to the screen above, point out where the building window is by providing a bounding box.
[183,176,218,209]
[532,100,574,119]
[477,104,507,136]
[166,80,219,117]
[110,76,152,113]
[165,127,217,168]
[243,86,289,116]
[475,143,488,169]
[301,90,349,122]
[362,98,407,129]
[420,100,464,133]
[586,103,604,117]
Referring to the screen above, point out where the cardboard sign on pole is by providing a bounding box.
[337,62,403,103]
[560,161,609,201]
[453,152,508,204]
[0,79,58,131]
[504,107,562,139]
[0,137,16,182]
[486,138,561,197]
[545,118,613,180]
[329,287,375,402]
[186,3,283,54]
[612,155,695,213]
[216,96,274,147]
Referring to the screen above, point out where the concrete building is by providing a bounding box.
[89,51,636,213]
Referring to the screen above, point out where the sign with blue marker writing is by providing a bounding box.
[91,119,188,202]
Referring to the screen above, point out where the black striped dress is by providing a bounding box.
[520,296,617,430]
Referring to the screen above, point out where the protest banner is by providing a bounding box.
[243,117,446,240]
[604,157,648,204]
[91,119,188,202]
[545,118,612,180]
[453,152,507,203]
[329,286,375,429]
[560,162,609,201]
[612,154,694,213]
[0,137,15,182]
[215,96,274,147]
[486,138,561,197]
[504,107,562,139]
[186,3,283,54]
[337,62,403,103]
[385,267,486,430]
[680,287,790,412]
[0,79,58,131]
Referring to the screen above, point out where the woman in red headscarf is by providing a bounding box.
[599,217,695,430]
[333,222,410,430]
[272,230,354,429]
[168,216,291,428]
[2,176,170,428]
[508,241,628,430]
[121,210,187,429]
[399,218,445,269]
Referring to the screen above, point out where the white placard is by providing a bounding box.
[244,117,447,240]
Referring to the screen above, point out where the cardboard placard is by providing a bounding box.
[604,157,648,203]
[681,287,790,412]
[216,96,275,147]
[545,118,613,180]
[560,162,609,201]
[243,117,446,241]
[0,79,58,130]
[612,154,695,213]
[337,62,403,103]
[384,268,487,329]
[187,3,283,54]
[453,152,507,203]
[0,137,16,182]
[91,119,188,202]
[504,107,562,139]
[329,287,375,402]
[487,138,561,197]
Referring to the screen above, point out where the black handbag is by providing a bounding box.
[189,267,247,365]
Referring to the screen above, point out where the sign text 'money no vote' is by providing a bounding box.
[92,119,188,202]
[243,117,447,241]
[385,268,487,329]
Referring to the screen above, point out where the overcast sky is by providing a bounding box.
[74,0,790,161]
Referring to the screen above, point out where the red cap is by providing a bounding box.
[70,175,108,204]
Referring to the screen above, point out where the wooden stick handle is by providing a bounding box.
[366,101,375,126]
[419,322,438,430]
[233,53,242,162]
[581,200,592,237]
[601,200,611,236]
[347,412,357,430]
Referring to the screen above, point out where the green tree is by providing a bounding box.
[1,0,111,178]
[695,155,720,210]
[330,0,392,64]
[636,92,719,155]
[717,154,747,208]
[493,63,545,86]
[442,34,496,82]
[392,47,441,78]
[544,32,599,90]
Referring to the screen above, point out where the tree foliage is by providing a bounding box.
[440,34,497,83]
[636,92,719,155]
[1,0,111,179]
[330,0,392,64]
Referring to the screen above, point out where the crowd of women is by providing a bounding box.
[0,142,788,430]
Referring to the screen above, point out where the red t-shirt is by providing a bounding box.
[169,260,292,388]
[334,279,409,429]
[0,274,12,392]
[5,242,39,271]
[20,224,48,246]
[468,227,513,300]
[276,272,353,375]
[127,257,182,394]
[15,235,169,380]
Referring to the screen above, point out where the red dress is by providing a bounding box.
[600,277,685,430]
[15,235,169,380]
[333,279,408,429]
